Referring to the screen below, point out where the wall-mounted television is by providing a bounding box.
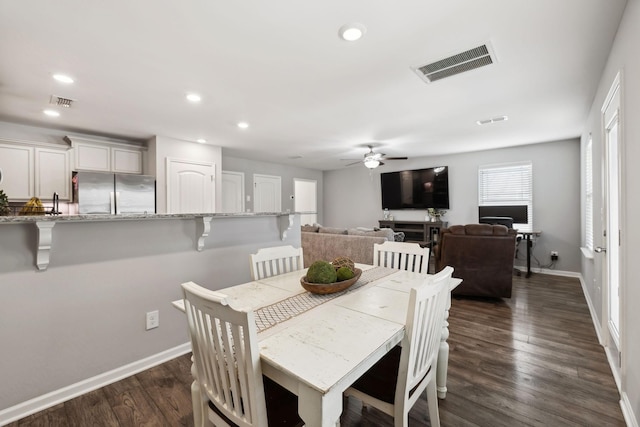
[381,166,450,210]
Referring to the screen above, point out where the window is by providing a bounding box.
[478,161,533,232]
[585,136,594,250]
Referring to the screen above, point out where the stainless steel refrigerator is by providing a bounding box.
[75,171,156,214]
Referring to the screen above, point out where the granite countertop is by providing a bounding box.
[0,211,295,224]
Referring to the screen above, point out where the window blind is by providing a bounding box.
[478,161,533,232]
[585,137,594,250]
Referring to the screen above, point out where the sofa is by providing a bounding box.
[433,224,517,298]
[301,225,396,267]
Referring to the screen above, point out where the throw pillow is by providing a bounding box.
[393,231,405,242]
[347,228,395,240]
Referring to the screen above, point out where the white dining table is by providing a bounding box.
[173,264,460,427]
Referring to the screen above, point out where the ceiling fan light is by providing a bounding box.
[364,158,380,169]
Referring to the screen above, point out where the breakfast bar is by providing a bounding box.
[0,212,295,271]
[0,212,301,422]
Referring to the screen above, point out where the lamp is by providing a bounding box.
[364,157,380,169]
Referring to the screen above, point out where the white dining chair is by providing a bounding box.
[249,245,304,280]
[181,281,303,427]
[344,266,453,427]
[373,240,430,274]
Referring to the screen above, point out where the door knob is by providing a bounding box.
[595,246,607,253]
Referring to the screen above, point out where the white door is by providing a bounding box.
[221,170,245,213]
[253,174,281,213]
[166,158,215,214]
[600,72,623,381]
[294,178,317,225]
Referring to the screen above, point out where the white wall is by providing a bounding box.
[324,139,581,273]
[581,0,639,424]
[222,154,324,222]
[0,121,119,148]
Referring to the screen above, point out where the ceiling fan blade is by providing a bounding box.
[344,160,363,166]
[381,156,408,160]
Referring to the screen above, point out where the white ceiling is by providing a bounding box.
[0,1,628,170]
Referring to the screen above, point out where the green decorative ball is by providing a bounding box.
[336,266,355,282]
[306,260,338,284]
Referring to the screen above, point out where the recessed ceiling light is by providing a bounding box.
[196,138,207,144]
[186,93,202,103]
[43,109,60,117]
[237,122,249,129]
[53,74,74,84]
[339,23,366,41]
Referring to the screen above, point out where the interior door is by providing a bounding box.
[166,158,215,214]
[600,73,622,381]
[253,174,281,213]
[294,178,317,225]
[221,170,245,213]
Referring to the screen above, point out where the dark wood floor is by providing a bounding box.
[9,273,625,426]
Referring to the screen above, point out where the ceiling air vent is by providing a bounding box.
[50,95,75,108]
[412,44,495,83]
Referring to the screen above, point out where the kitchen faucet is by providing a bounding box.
[49,192,60,215]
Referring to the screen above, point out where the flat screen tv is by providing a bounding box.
[381,166,450,210]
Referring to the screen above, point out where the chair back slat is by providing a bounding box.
[404,266,452,391]
[250,245,304,280]
[182,281,267,427]
[373,241,430,274]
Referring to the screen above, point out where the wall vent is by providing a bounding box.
[50,95,74,108]
[412,44,495,83]
[477,115,508,125]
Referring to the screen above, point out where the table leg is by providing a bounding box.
[526,234,532,278]
[298,383,343,427]
[436,292,452,399]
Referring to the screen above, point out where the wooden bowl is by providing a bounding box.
[300,268,362,295]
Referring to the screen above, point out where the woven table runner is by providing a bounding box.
[254,266,397,332]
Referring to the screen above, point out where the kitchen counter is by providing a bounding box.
[0,211,289,223]
[1,212,297,270]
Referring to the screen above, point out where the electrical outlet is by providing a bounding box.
[146,310,159,330]
[551,251,559,261]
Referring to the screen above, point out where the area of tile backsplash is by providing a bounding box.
[7,201,77,216]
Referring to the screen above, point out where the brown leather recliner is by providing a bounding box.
[433,224,517,298]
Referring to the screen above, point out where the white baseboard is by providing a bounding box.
[578,275,603,345]
[578,277,639,427]
[621,391,639,427]
[0,342,191,426]
[514,265,580,278]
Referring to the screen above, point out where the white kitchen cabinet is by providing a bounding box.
[35,147,71,200]
[112,146,143,174]
[66,136,144,174]
[0,143,34,200]
[74,141,111,172]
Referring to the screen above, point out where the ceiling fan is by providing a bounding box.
[342,145,408,169]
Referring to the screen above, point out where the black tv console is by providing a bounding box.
[378,220,448,246]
